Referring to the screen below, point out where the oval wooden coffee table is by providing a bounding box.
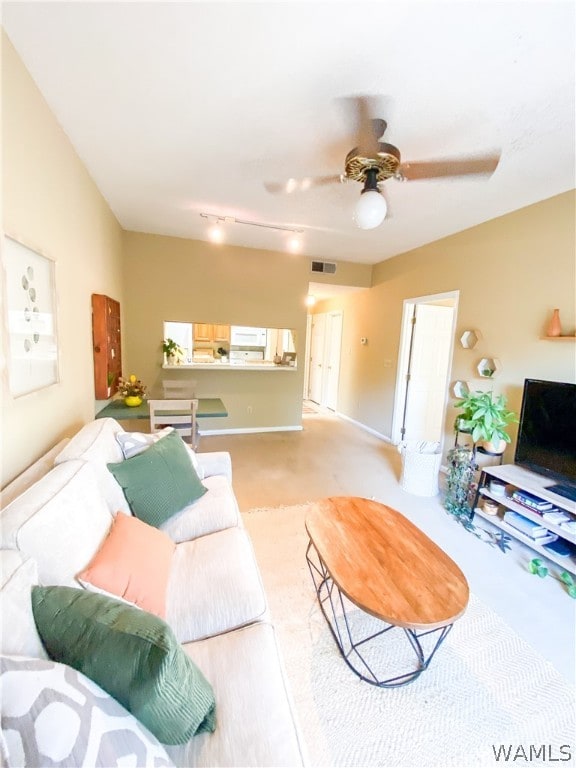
[305,496,469,687]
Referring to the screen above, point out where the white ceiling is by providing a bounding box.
[3,1,575,266]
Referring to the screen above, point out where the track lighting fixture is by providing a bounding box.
[200,213,303,252]
[208,218,225,243]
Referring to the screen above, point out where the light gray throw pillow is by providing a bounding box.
[0,655,175,767]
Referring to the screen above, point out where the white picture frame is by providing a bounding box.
[3,235,59,397]
[282,351,297,366]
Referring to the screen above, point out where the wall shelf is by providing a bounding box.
[476,357,500,378]
[459,330,480,349]
[540,336,576,341]
[452,380,471,398]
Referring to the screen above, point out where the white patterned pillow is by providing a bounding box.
[116,428,204,478]
[115,427,173,459]
[0,552,47,660]
[0,656,175,767]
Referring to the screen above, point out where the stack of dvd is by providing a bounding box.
[511,490,554,513]
[503,510,550,539]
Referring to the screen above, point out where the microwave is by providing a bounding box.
[230,326,267,346]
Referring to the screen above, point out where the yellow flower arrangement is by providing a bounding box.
[117,374,147,398]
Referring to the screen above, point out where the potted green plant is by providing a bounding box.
[216,346,228,363]
[162,338,183,365]
[454,390,518,454]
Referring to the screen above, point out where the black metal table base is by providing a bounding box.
[306,541,453,687]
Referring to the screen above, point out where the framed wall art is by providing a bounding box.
[3,235,59,397]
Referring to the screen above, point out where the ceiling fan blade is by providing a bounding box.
[399,153,501,181]
[338,95,388,156]
[355,97,382,155]
[264,175,343,194]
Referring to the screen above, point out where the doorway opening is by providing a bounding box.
[304,310,343,411]
[391,291,459,446]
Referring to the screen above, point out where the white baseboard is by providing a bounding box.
[335,411,392,443]
[200,425,303,437]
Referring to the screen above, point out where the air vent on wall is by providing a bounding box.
[311,260,337,274]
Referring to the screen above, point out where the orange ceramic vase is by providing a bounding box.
[546,308,562,337]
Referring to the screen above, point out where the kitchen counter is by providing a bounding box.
[162,362,297,371]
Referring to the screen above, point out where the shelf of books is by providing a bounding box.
[473,464,576,575]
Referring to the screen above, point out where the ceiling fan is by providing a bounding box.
[265,96,501,230]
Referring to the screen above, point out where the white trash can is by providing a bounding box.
[398,440,442,497]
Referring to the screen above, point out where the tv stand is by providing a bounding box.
[472,464,576,575]
[546,483,576,503]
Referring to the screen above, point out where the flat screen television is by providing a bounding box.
[514,379,576,501]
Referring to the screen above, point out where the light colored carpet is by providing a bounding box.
[243,503,576,768]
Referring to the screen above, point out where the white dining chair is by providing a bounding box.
[148,398,199,448]
[161,379,197,399]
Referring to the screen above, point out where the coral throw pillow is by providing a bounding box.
[77,513,175,618]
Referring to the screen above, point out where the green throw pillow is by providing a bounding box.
[31,586,216,745]
[107,429,207,527]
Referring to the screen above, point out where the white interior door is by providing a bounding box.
[325,312,343,410]
[402,304,455,442]
[308,313,326,404]
[392,292,459,445]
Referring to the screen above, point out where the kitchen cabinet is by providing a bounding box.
[92,294,121,399]
[213,324,231,343]
[193,323,230,343]
[193,323,213,342]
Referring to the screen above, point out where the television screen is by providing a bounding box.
[514,379,576,494]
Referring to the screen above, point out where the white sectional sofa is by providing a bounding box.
[0,418,306,767]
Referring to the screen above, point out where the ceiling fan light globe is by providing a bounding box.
[353,190,387,229]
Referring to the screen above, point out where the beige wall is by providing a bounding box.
[2,31,574,485]
[122,232,371,432]
[316,191,576,461]
[1,34,124,486]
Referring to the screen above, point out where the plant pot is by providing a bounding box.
[124,396,143,407]
[481,438,506,455]
[166,355,177,366]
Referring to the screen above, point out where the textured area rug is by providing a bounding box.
[243,504,576,768]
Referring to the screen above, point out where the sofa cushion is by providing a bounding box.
[167,623,306,768]
[0,655,175,767]
[159,474,241,542]
[0,461,113,588]
[31,586,217,745]
[77,514,175,618]
[167,528,268,643]
[0,438,69,508]
[116,428,205,479]
[54,418,131,515]
[195,451,232,482]
[107,431,207,528]
[0,551,47,659]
